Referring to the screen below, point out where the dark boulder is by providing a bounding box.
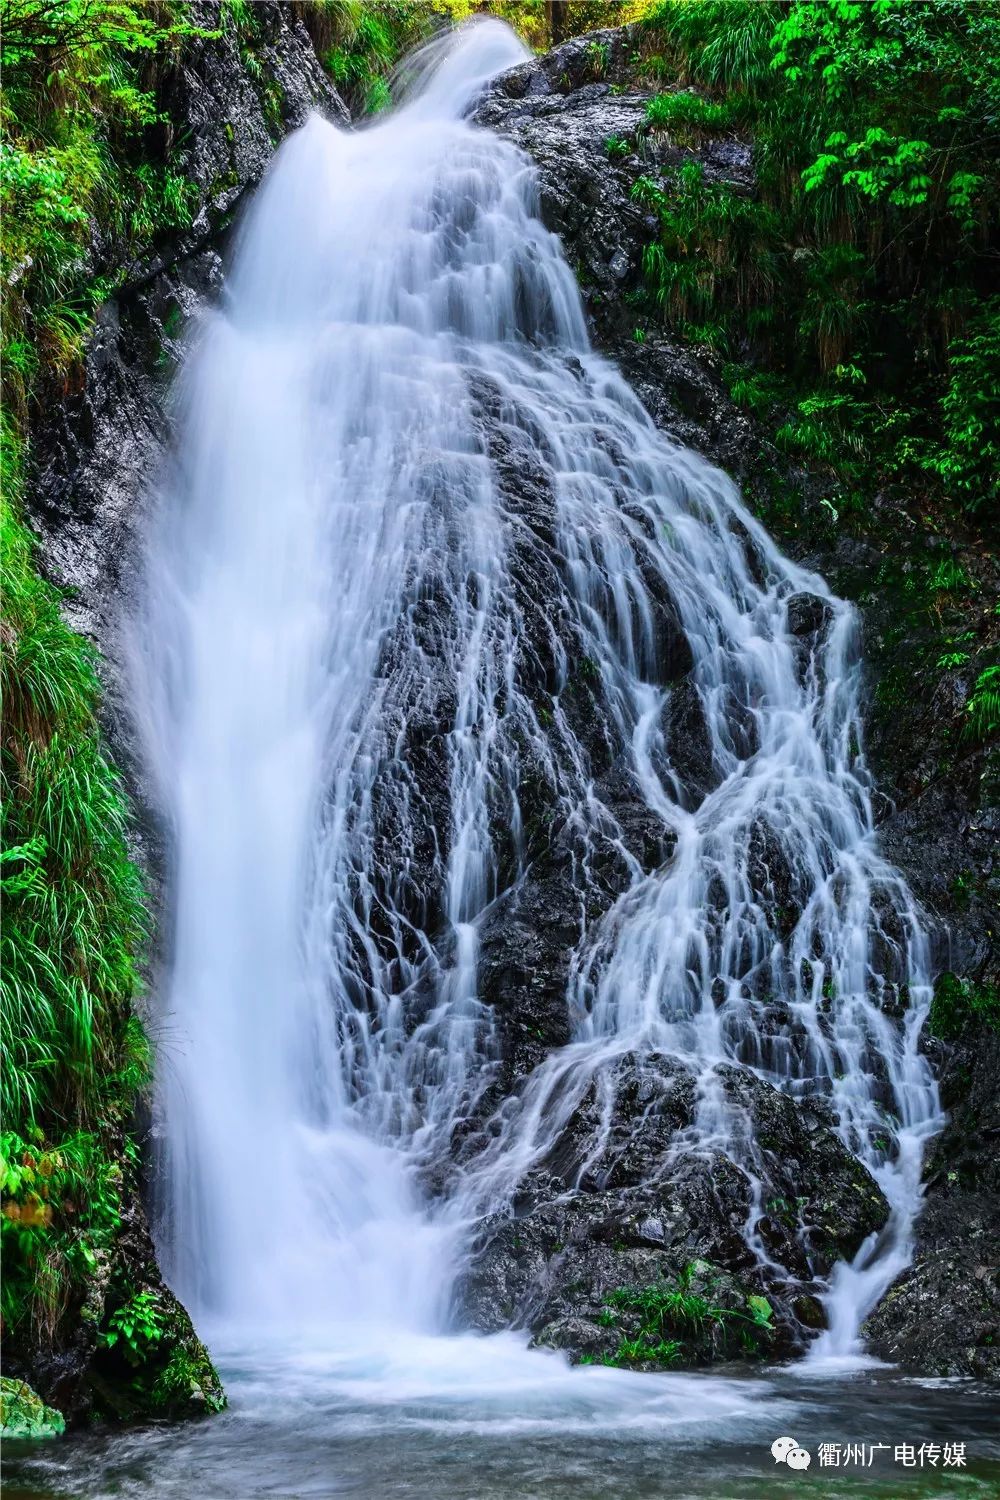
[863,1193,1000,1381]
[458,1053,888,1366]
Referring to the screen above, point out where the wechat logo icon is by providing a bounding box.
[772,1436,812,1471]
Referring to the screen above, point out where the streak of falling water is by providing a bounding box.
[136,19,942,1374]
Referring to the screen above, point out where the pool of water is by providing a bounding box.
[4,1337,998,1499]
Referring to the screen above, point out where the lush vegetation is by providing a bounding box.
[618,0,999,757]
[1,1,210,397]
[0,0,201,1371]
[631,0,999,521]
[1,465,149,1347]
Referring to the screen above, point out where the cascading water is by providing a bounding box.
[138,17,942,1383]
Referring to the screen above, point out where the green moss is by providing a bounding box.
[929,973,1000,1041]
[0,1376,65,1439]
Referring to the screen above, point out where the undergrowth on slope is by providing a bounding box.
[631,0,1000,525]
[1,503,146,1128]
[1,1,209,389]
[0,0,194,1357]
[622,0,999,766]
[0,489,149,1346]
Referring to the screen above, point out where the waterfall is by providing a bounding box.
[137,20,941,1366]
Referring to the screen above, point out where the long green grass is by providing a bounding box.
[1,485,146,1130]
[1,409,147,1342]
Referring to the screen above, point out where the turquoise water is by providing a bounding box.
[5,1356,998,1499]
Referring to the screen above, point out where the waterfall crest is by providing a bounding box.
[137,19,941,1362]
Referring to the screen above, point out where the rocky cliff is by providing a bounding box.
[21,9,998,1409]
[474,27,999,1378]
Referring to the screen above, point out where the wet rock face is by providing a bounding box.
[808,523,999,999]
[478,27,999,1381]
[476,81,651,306]
[160,1,344,218]
[862,1194,1000,1381]
[813,526,999,1381]
[458,1053,888,1363]
[358,366,695,1003]
[864,1024,1000,1379]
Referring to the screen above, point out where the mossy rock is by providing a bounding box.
[89,1282,226,1422]
[0,1377,66,1439]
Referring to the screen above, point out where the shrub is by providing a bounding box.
[633,0,1000,517]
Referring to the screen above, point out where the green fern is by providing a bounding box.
[965,664,1000,742]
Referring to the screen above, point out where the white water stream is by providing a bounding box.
[137,19,942,1399]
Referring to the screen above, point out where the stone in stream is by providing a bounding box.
[0,1377,66,1440]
